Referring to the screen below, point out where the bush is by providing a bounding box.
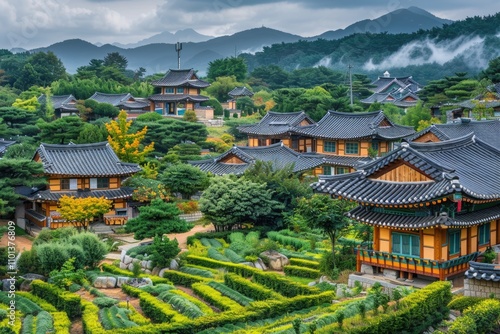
[17,249,40,273]
[267,231,311,250]
[68,232,108,268]
[207,281,255,306]
[121,284,177,323]
[224,248,246,263]
[162,270,210,286]
[179,266,215,278]
[30,280,82,319]
[93,297,119,308]
[448,296,484,312]
[149,235,180,268]
[207,248,231,262]
[0,309,6,321]
[192,283,245,312]
[289,258,320,270]
[34,311,54,334]
[284,265,321,279]
[158,291,205,318]
[224,273,282,301]
[462,298,500,334]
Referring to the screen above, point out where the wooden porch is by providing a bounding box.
[357,248,480,280]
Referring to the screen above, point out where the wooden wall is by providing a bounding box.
[412,132,441,143]
[373,163,432,182]
[49,176,121,191]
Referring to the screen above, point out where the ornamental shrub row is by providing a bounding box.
[30,280,81,319]
[162,270,211,286]
[100,263,174,285]
[267,231,311,251]
[121,284,179,323]
[191,283,245,312]
[459,298,500,334]
[168,289,214,315]
[186,255,255,277]
[447,296,484,312]
[16,292,70,334]
[284,265,321,279]
[335,281,452,334]
[289,258,321,269]
[207,281,254,306]
[224,273,283,301]
[0,291,43,315]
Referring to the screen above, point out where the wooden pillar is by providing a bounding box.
[467,227,471,254]
[356,247,361,272]
[373,226,380,251]
[434,228,441,260]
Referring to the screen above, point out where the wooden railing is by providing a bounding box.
[104,215,128,225]
[357,248,480,280]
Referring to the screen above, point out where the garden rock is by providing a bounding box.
[119,262,128,270]
[169,259,179,270]
[2,278,15,291]
[144,269,152,275]
[146,260,153,270]
[116,276,130,287]
[336,284,353,298]
[255,258,267,270]
[152,267,160,276]
[308,281,317,287]
[123,255,133,265]
[260,251,289,271]
[241,262,256,268]
[159,268,169,278]
[120,249,127,262]
[254,261,265,270]
[94,276,117,288]
[127,277,152,288]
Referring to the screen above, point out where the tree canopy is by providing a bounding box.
[160,164,209,199]
[207,56,248,82]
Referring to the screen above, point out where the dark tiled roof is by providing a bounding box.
[35,142,141,176]
[228,87,254,98]
[27,187,135,201]
[151,69,210,88]
[88,92,148,109]
[459,100,500,109]
[0,138,15,155]
[294,110,415,140]
[371,76,423,93]
[313,134,500,202]
[465,261,500,281]
[38,94,78,111]
[189,142,362,175]
[347,204,500,229]
[237,111,315,135]
[407,119,500,150]
[148,94,209,103]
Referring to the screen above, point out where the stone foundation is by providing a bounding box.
[464,278,500,298]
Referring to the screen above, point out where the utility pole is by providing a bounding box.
[348,64,353,107]
[175,42,182,69]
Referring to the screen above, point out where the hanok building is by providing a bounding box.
[408,118,500,150]
[0,138,15,158]
[456,82,500,119]
[38,94,78,118]
[17,142,141,229]
[361,71,423,108]
[88,92,149,118]
[227,86,254,110]
[188,142,353,177]
[312,134,500,281]
[148,69,212,119]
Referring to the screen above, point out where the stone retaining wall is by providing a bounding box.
[464,278,500,298]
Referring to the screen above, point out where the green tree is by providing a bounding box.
[148,235,181,268]
[236,96,256,115]
[38,116,85,144]
[207,57,247,82]
[204,76,244,102]
[13,52,66,90]
[0,159,46,216]
[182,110,198,122]
[125,199,191,239]
[160,164,209,199]
[400,101,432,129]
[0,107,38,137]
[200,99,223,116]
[199,176,284,231]
[103,52,128,71]
[76,123,108,144]
[294,194,354,267]
[3,142,38,159]
[480,56,500,83]
[249,65,289,90]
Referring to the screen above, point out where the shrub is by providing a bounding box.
[208,281,254,306]
[448,314,478,334]
[149,235,180,268]
[16,292,57,312]
[179,266,215,278]
[0,309,6,321]
[17,249,40,273]
[0,292,43,315]
[224,248,246,263]
[192,283,244,312]
[289,258,320,270]
[448,296,484,312]
[93,297,119,308]
[68,232,108,268]
[158,291,205,318]
[139,284,176,295]
[267,231,310,251]
[34,311,54,334]
[224,273,282,301]
[121,285,177,323]
[284,265,321,279]
[30,280,82,319]
[162,270,210,286]
[462,298,500,334]
[207,248,231,262]
[36,243,72,274]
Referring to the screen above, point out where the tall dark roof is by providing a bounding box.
[189,142,368,176]
[360,90,420,107]
[27,188,135,201]
[313,134,500,203]
[294,110,415,140]
[371,75,423,94]
[237,111,315,135]
[148,94,209,103]
[38,94,78,111]
[408,119,500,150]
[228,87,254,98]
[35,142,141,176]
[151,69,210,88]
[88,92,149,109]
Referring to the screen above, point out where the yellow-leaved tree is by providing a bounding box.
[105,110,154,163]
[58,195,112,230]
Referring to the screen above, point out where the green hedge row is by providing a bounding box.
[289,258,320,269]
[267,231,310,250]
[121,284,178,323]
[162,270,211,286]
[449,298,500,334]
[447,295,484,312]
[30,280,82,319]
[330,281,452,334]
[100,263,174,285]
[191,283,244,312]
[186,255,319,297]
[284,265,321,279]
[224,273,283,301]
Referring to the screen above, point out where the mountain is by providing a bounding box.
[112,29,214,48]
[30,7,457,76]
[312,6,453,40]
[34,27,303,75]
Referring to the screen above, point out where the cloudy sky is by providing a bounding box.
[0,0,497,50]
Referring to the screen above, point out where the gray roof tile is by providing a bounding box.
[28,187,135,201]
[151,69,210,88]
[237,111,314,135]
[35,142,141,176]
[228,87,254,98]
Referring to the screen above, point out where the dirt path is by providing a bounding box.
[166,224,214,251]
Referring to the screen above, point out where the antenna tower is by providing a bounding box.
[175,42,182,69]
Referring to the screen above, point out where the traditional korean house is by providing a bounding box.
[456,83,500,119]
[312,133,500,281]
[227,86,254,110]
[38,94,78,118]
[148,68,211,118]
[237,111,315,148]
[361,71,423,108]
[18,142,141,229]
[0,138,15,158]
[188,142,364,177]
[409,118,500,150]
[88,92,149,118]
